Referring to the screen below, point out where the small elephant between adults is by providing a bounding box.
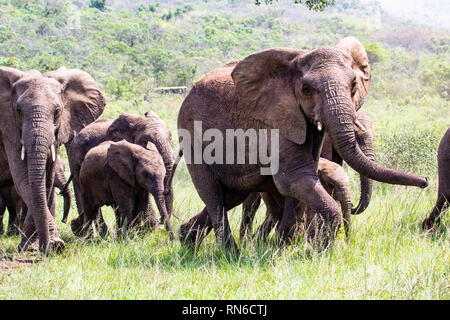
[422,127,449,231]
[240,158,352,241]
[72,140,174,239]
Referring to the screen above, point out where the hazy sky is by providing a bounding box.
[375,0,450,29]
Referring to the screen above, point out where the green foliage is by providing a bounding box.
[375,127,443,176]
[363,41,388,64]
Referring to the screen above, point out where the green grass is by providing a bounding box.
[0,96,448,299]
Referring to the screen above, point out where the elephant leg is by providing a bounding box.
[0,196,5,234]
[423,194,448,231]
[254,192,284,241]
[6,205,19,236]
[93,209,109,238]
[273,147,342,249]
[179,207,213,248]
[240,192,262,241]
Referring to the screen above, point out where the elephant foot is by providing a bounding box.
[48,238,65,254]
[18,235,39,252]
[422,217,439,232]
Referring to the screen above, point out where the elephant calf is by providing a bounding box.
[73,140,174,239]
[423,128,449,231]
[240,158,352,240]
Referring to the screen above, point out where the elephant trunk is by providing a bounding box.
[23,116,58,253]
[352,124,375,215]
[26,141,51,252]
[321,87,428,188]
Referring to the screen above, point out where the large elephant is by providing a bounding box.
[422,127,449,231]
[0,67,105,253]
[68,112,174,237]
[0,155,71,235]
[176,37,428,252]
[75,140,174,239]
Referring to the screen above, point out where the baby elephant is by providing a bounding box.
[240,158,352,240]
[422,128,449,231]
[73,140,174,239]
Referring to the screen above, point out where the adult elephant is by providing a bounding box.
[422,128,449,231]
[69,112,174,237]
[177,37,428,252]
[0,67,105,253]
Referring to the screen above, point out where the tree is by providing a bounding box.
[255,0,335,11]
[89,0,106,11]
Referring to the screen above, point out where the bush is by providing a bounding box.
[375,127,443,176]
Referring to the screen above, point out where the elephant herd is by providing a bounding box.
[0,36,447,256]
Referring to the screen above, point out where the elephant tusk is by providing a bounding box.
[21,145,25,161]
[50,144,56,162]
[317,121,322,131]
[354,119,366,133]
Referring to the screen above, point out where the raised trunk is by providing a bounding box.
[322,89,428,188]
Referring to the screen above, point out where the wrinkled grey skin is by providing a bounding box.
[422,128,449,231]
[75,140,174,239]
[0,155,71,235]
[241,111,375,240]
[240,158,352,240]
[176,37,428,253]
[69,112,174,237]
[0,67,105,253]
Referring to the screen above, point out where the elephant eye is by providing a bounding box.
[351,79,357,94]
[54,107,62,119]
[302,84,313,96]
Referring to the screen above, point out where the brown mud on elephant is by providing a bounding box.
[175,37,428,253]
[0,67,105,254]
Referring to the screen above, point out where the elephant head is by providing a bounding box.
[106,140,174,238]
[231,37,428,188]
[0,67,105,253]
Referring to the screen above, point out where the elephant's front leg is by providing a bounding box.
[273,143,342,249]
[179,207,213,248]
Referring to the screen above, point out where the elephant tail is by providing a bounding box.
[164,148,183,196]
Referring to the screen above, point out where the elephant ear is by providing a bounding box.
[44,67,106,145]
[106,141,135,187]
[0,67,24,111]
[335,37,371,110]
[232,48,308,146]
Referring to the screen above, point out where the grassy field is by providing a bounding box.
[0,95,448,300]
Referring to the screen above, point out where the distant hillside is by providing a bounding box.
[0,0,448,102]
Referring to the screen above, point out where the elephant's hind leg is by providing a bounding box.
[423,193,448,231]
